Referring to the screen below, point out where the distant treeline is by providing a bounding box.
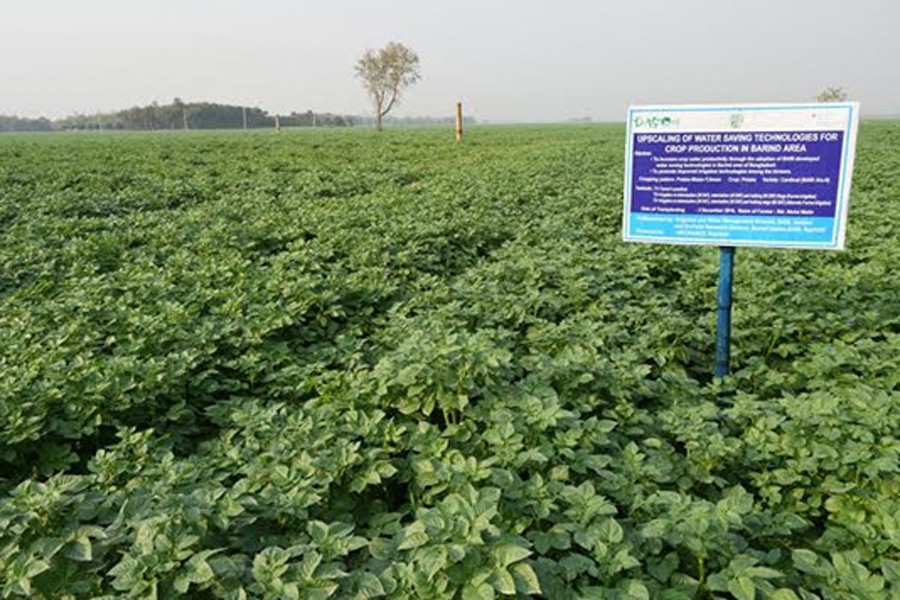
[6,100,354,132]
[0,115,56,132]
[1,100,477,132]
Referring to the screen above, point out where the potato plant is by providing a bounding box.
[0,124,899,598]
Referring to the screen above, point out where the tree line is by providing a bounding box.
[0,100,357,132]
[0,116,56,132]
[1,100,474,133]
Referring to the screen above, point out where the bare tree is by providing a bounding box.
[817,86,848,102]
[174,97,189,131]
[355,41,421,131]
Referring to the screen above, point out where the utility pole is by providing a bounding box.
[242,106,248,130]
[182,105,188,131]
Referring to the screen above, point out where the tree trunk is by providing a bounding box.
[375,97,384,131]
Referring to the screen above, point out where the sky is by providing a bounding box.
[2,0,898,122]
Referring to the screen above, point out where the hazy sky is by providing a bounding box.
[2,0,898,122]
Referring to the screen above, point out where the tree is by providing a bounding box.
[355,41,421,131]
[173,97,189,131]
[817,86,848,102]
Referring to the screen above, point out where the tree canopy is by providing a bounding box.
[355,41,421,131]
[817,86,848,103]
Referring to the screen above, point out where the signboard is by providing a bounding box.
[623,103,859,250]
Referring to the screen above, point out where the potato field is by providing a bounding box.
[1,124,899,599]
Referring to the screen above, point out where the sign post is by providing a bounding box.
[623,103,860,377]
[715,246,735,377]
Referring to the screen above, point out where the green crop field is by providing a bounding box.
[1,124,899,599]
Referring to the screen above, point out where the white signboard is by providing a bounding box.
[623,103,860,250]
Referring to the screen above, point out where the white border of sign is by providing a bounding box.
[622,102,860,250]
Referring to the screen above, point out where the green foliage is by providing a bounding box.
[3,102,356,132]
[1,123,899,597]
[816,87,849,103]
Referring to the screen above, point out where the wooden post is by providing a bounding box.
[275,114,281,133]
[242,106,248,130]
[455,102,463,142]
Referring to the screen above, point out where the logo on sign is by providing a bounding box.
[729,113,745,129]
[633,115,680,128]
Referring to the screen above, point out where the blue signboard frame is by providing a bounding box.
[623,103,860,250]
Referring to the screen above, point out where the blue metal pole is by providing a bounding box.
[715,247,735,378]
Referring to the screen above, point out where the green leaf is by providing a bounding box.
[624,580,650,600]
[792,549,822,575]
[510,562,541,594]
[574,527,600,550]
[461,581,495,600]
[491,567,516,595]
[298,551,324,580]
[34,536,66,561]
[416,545,448,580]
[882,558,900,585]
[746,566,783,580]
[308,520,329,543]
[355,572,385,599]
[560,554,596,577]
[109,556,141,590]
[25,558,50,579]
[727,576,756,600]
[648,553,679,583]
[398,522,429,551]
[306,581,339,600]
[63,536,93,562]
[174,574,192,594]
[188,556,215,584]
[598,518,624,544]
[492,543,531,567]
